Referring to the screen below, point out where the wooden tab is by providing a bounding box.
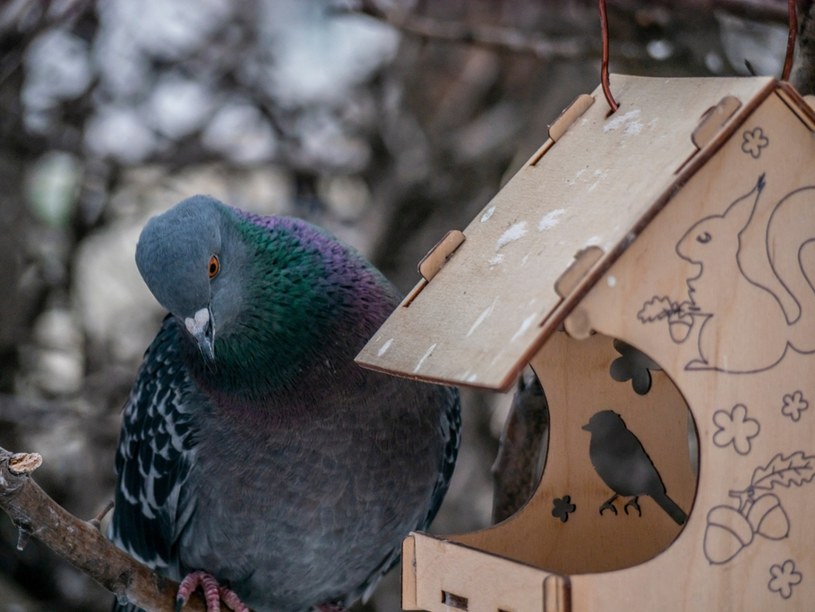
[543,574,570,612]
[549,94,595,142]
[556,247,604,340]
[691,95,742,150]
[418,229,466,282]
[401,230,465,308]
[530,94,595,166]
[563,306,592,340]
[554,246,604,299]
[401,535,418,610]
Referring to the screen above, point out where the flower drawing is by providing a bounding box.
[742,127,769,159]
[768,559,802,599]
[781,391,809,422]
[712,404,760,455]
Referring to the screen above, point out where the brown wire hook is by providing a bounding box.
[599,0,618,112]
[782,0,797,81]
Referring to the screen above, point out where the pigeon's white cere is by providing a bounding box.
[185,307,210,336]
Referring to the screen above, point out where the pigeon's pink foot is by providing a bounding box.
[219,586,250,612]
[176,570,249,612]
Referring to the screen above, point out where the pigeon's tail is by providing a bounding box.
[653,490,687,525]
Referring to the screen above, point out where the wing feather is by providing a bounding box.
[109,317,199,574]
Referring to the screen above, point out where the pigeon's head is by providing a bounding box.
[136,195,246,361]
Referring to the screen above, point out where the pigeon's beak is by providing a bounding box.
[184,307,215,361]
[581,423,590,431]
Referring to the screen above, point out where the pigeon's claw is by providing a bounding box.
[624,496,642,517]
[220,586,250,612]
[599,494,619,516]
[176,571,249,612]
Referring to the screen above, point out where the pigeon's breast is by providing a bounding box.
[178,375,446,610]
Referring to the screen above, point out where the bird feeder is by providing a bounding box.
[356,75,815,610]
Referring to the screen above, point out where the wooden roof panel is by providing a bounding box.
[356,75,776,390]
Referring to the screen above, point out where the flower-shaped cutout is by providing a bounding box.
[552,495,576,523]
[609,339,660,396]
[768,559,802,599]
[781,390,809,422]
[742,127,769,159]
[713,404,760,455]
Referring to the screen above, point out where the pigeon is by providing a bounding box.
[583,410,686,525]
[108,195,461,612]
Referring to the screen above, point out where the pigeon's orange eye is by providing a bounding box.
[208,255,220,279]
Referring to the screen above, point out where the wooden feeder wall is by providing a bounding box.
[356,75,815,611]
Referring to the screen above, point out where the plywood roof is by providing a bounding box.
[356,75,777,390]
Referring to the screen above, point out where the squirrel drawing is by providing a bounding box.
[640,174,815,373]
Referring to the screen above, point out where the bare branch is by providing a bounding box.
[0,446,206,611]
[334,0,595,61]
[491,374,549,524]
[792,0,815,94]
[646,0,789,23]
[335,0,795,64]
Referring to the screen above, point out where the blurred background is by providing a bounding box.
[0,0,793,610]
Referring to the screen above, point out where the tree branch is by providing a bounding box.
[0,445,206,611]
[335,0,595,61]
[792,0,815,94]
[491,373,549,524]
[336,0,794,64]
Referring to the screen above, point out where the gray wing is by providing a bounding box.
[414,385,461,532]
[109,316,200,577]
[357,384,462,604]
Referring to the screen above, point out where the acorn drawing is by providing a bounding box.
[637,296,695,343]
[704,495,792,564]
[704,505,754,564]
[667,310,693,343]
[746,493,789,540]
[704,452,813,565]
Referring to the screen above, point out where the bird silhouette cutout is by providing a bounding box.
[583,410,687,525]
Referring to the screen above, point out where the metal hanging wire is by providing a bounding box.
[598,0,618,112]
[599,0,800,113]
[782,0,797,81]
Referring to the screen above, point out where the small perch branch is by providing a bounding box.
[0,446,205,611]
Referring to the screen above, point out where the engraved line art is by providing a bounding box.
[781,390,809,422]
[704,451,815,564]
[742,126,769,159]
[712,404,760,456]
[638,174,815,374]
[768,559,803,600]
